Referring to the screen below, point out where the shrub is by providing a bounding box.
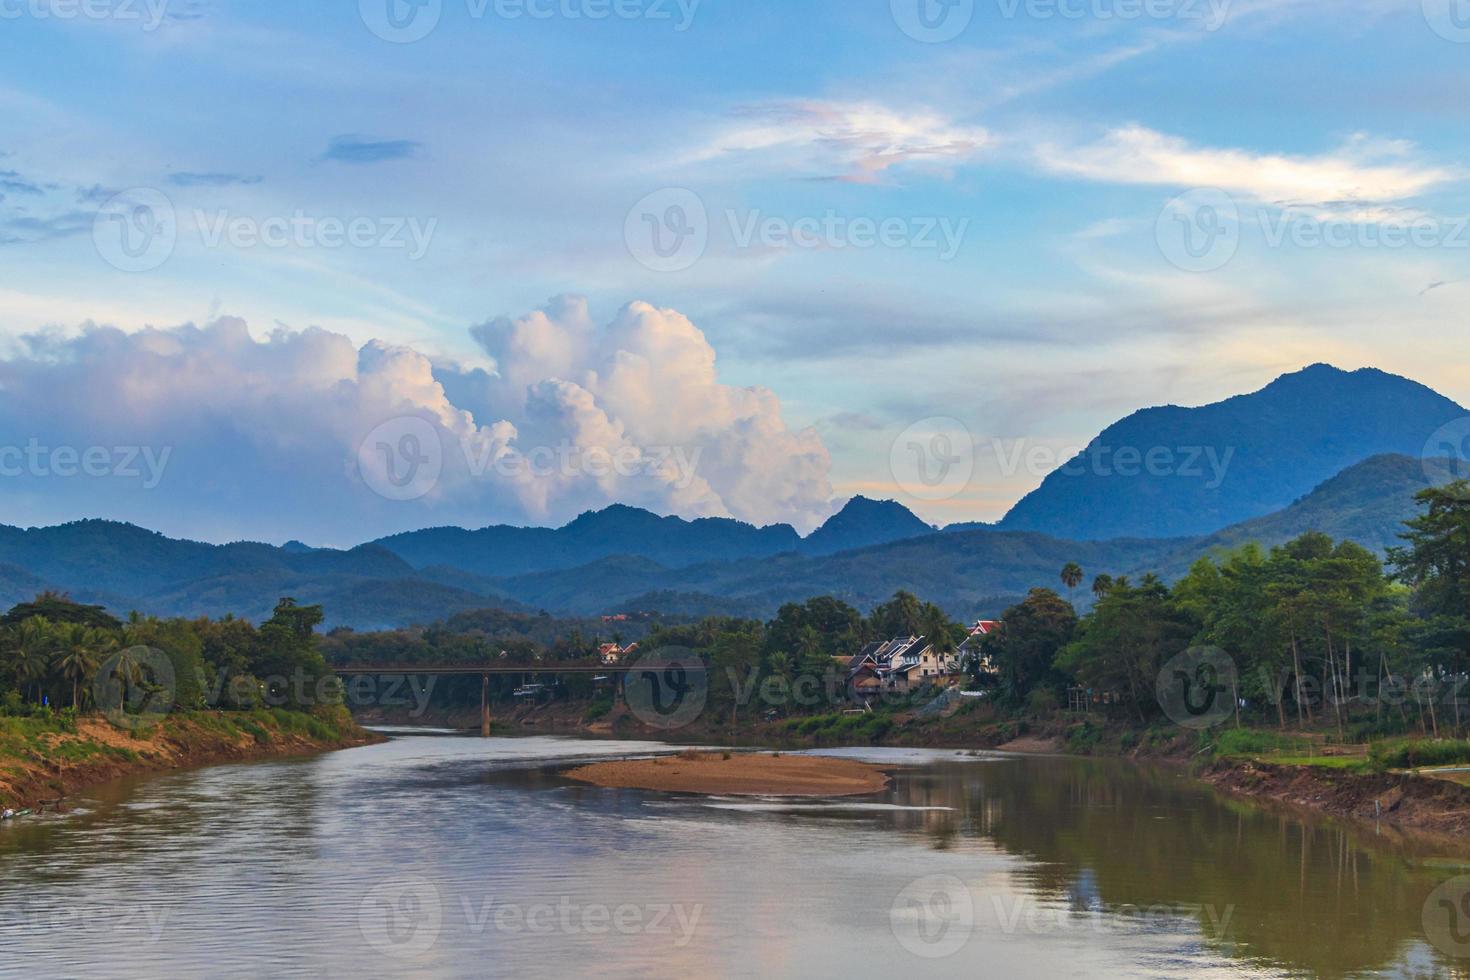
[1372,739,1470,770]
[1212,728,1311,758]
[1066,721,1102,755]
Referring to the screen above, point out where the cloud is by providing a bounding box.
[1035,126,1458,206]
[685,100,989,183]
[0,299,834,544]
[319,134,423,165]
[166,171,263,188]
[456,297,835,531]
[75,184,119,204]
[0,210,94,245]
[0,170,43,196]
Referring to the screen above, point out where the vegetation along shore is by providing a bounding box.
[0,594,377,813]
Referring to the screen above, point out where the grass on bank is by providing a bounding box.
[1194,724,1470,776]
[1,706,360,764]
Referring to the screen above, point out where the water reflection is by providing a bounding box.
[0,735,1466,978]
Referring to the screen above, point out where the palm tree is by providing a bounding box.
[5,617,54,703]
[55,624,110,709]
[1092,574,1114,599]
[1061,563,1085,605]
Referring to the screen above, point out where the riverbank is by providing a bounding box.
[352,701,1470,845]
[0,707,380,812]
[565,750,891,797]
[1200,759,1470,840]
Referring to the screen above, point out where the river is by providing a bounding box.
[2,732,1467,978]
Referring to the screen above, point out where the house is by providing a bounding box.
[916,641,962,685]
[846,634,965,697]
[882,636,930,691]
[599,642,638,665]
[957,621,1002,678]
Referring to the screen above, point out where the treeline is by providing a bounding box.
[320,607,662,667]
[0,594,334,717]
[639,592,967,719]
[321,591,969,717]
[983,483,1470,737]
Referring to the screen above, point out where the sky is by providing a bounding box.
[0,0,1468,546]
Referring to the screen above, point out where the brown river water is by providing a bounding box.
[2,732,1469,978]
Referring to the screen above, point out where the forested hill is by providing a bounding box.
[999,365,1465,540]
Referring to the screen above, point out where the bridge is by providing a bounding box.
[330,661,709,736]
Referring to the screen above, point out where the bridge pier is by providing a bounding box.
[481,673,491,738]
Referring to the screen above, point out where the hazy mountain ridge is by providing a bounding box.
[999,364,1465,540]
[797,496,936,555]
[0,451,1445,628]
[0,364,1461,629]
[372,504,804,577]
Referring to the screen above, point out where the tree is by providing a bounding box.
[921,603,961,658]
[1058,574,1196,721]
[1092,574,1114,599]
[1391,482,1470,618]
[1,593,121,631]
[870,591,925,638]
[54,624,114,708]
[984,589,1077,707]
[1061,563,1085,605]
[1391,484,1470,734]
[3,617,54,703]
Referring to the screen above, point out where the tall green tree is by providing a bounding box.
[983,589,1077,706]
[1061,563,1085,605]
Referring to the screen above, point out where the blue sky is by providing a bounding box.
[1,0,1468,543]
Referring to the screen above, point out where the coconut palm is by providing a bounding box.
[1061,563,1085,604]
[1092,574,1114,599]
[54,624,111,709]
[4,617,55,703]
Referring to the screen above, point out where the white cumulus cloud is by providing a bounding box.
[0,298,834,545]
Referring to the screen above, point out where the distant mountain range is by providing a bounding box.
[999,364,1465,540]
[0,364,1461,628]
[373,505,804,579]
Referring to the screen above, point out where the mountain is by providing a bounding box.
[487,529,1183,621]
[999,364,1466,540]
[0,369,1459,629]
[374,504,801,578]
[483,452,1457,620]
[1157,453,1452,575]
[0,520,502,629]
[0,449,1447,628]
[798,497,935,555]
